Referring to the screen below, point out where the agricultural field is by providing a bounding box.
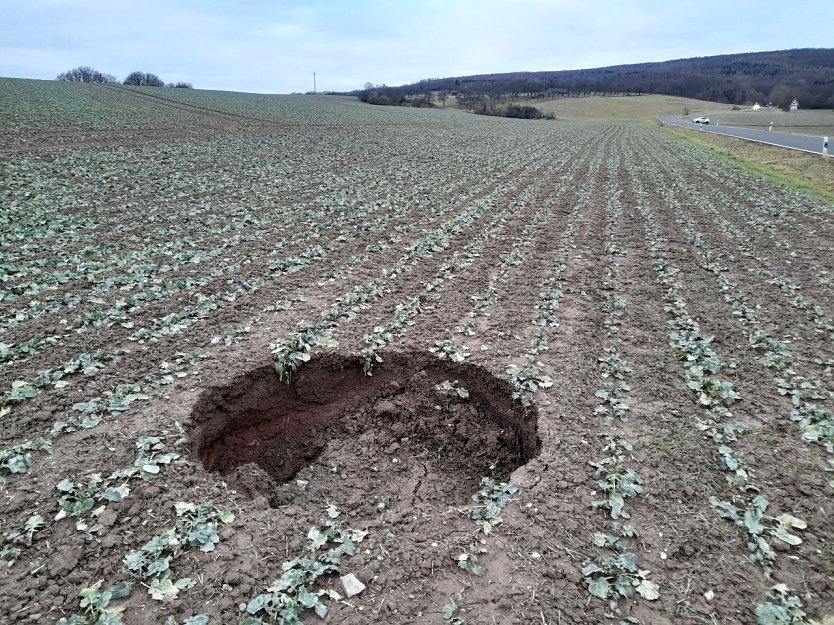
[1,79,833,625]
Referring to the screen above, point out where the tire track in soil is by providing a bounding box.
[651,128,834,240]
[626,131,834,365]
[451,126,738,625]
[625,142,834,614]
[673,181,834,314]
[640,171,834,366]
[636,143,834,442]
[668,188,834,385]
[665,202,834,367]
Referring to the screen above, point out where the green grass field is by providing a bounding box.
[440,93,737,123]
[450,93,834,135]
[517,94,737,123]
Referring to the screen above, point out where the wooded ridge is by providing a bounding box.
[353,48,834,109]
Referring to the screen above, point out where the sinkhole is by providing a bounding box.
[191,351,540,513]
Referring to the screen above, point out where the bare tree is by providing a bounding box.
[167,82,193,88]
[438,90,449,107]
[56,66,117,84]
[124,71,165,87]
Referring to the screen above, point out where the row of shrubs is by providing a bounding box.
[358,88,551,119]
[56,66,192,88]
[473,103,554,119]
[358,90,434,108]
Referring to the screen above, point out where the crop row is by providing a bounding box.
[632,165,812,622]
[582,167,658,611]
[0,138,560,392]
[1,129,601,476]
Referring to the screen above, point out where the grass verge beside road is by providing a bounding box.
[663,125,834,204]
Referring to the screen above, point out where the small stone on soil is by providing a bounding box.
[341,573,366,597]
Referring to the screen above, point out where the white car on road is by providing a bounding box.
[693,116,710,124]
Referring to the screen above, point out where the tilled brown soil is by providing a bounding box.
[1,89,833,625]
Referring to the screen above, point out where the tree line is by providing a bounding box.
[56,66,192,89]
[353,48,834,110]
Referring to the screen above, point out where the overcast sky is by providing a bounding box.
[1,0,831,94]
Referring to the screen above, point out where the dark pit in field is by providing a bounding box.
[191,351,540,514]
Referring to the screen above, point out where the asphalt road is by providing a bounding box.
[660,116,830,156]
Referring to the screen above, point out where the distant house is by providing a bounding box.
[790,98,799,111]
[752,102,761,111]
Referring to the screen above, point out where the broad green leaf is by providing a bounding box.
[107,581,134,601]
[6,455,31,474]
[588,577,610,599]
[755,602,790,625]
[24,514,44,532]
[174,502,195,515]
[581,563,603,576]
[148,578,179,602]
[246,594,272,615]
[297,587,318,608]
[615,576,634,599]
[635,579,660,600]
[307,528,327,550]
[614,552,638,573]
[469,560,487,576]
[609,492,625,519]
[743,507,765,536]
[100,485,130,502]
[770,528,802,546]
[709,497,739,520]
[775,514,806,530]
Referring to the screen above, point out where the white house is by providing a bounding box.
[790,98,799,111]
[752,103,761,111]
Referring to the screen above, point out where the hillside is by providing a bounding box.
[358,48,834,109]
